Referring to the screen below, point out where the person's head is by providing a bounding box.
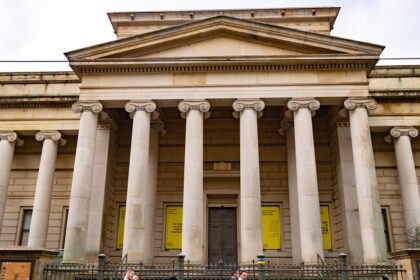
[231,270,239,279]
[240,271,247,279]
[125,268,135,278]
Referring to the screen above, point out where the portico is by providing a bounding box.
[0,8,420,274]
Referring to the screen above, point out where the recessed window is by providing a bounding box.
[381,208,392,252]
[19,209,32,246]
[60,208,69,249]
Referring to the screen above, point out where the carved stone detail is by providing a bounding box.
[232,99,265,119]
[125,101,156,114]
[390,127,419,138]
[287,98,320,111]
[278,120,294,136]
[0,131,24,146]
[151,120,167,136]
[35,130,67,146]
[344,98,377,111]
[72,101,103,114]
[178,100,211,119]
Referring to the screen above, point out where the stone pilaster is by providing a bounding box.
[28,131,66,248]
[178,100,210,263]
[233,99,264,264]
[142,119,165,264]
[63,101,103,263]
[0,132,23,233]
[344,98,387,264]
[387,127,420,235]
[287,98,323,264]
[279,118,302,264]
[123,101,156,263]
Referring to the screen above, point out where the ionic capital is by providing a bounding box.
[0,131,24,146]
[178,100,211,119]
[344,98,377,111]
[35,131,67,146]
[287,98,320,111]
[232,99,265,119]
[151,120,167,136]
[390,127,419,139]
[72,101,103,114]
[278,119,294,136]
[125,101,156,114]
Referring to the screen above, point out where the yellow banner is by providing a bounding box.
[320,205,332,250]
[116,206,125,249]
[261,206,281,249]
[165,206,183,249]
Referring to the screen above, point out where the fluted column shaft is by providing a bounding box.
[287,98,323,263]
[28,131,65,248]
[279,120,301,263]
[63,101,102,263]
[344,98,387,263]
[179,100,210,263]
[389,127,420,233]
[233,99,264,264]
[0,132,23,233]
[123,101,156,264]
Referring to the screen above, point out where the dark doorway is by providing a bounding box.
[208,207,238,265]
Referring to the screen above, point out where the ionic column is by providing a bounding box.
[287,98,323,263]
[178,100,210,263]
[28,131,66,248]
[123,101,156,264]
[279,118,301,264]
[143,119,166,264]
[63,101,103,263]
[387,127,420,234]
[0,132,23,233]
[344,98,387,263]
[233,99,264,264]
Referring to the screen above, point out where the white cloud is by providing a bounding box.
[0,0,419,71]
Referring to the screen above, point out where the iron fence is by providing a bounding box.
[43,253,406,280]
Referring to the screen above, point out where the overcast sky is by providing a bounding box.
[1,0,419,72]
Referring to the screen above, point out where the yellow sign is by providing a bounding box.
[320,205,332,250]
[165,206,183,249]
[261,206,281,249]
[117,206,125,249]
[0,262,31,280]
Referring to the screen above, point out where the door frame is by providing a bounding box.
[204,190,239,264]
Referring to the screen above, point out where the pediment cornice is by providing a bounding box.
[65,15,384,76]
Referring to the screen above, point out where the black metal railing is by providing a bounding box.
[43,253,406,280]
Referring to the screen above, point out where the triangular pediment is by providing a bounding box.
[66,15,383,61]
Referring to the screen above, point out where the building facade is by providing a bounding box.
[0,7,419,267]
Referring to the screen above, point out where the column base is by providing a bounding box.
[390,249,420,280]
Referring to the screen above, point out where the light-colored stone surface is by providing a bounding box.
[0,132,22,235]
[334,126,363,264]
[388,127,420,234]
[179,100,210,263]
[279,120,301,264]
[28,131,64,248]
[63,101,102,263]
[287,98,324,264]
[233,99,264,264]
[85,125,112,262]
[123,101,155,263]
[344,98,388,263]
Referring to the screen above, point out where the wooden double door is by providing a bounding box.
[208,207,238,265]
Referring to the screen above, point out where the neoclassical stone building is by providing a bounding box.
[0,7,419,269]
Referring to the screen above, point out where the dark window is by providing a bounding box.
[19,209,32,246]
[381,208,392,252]
[61,208,69,249]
